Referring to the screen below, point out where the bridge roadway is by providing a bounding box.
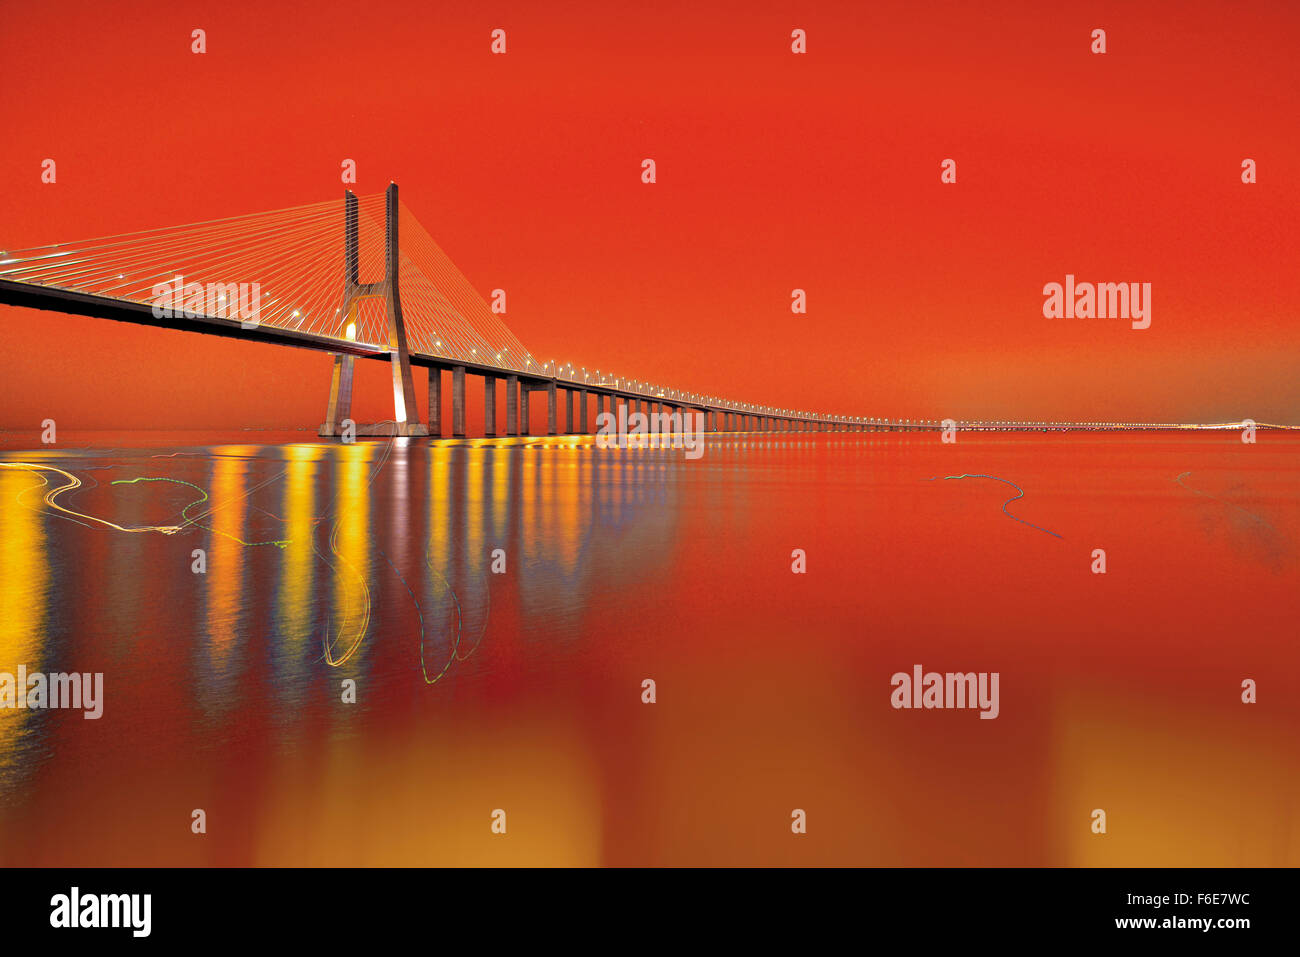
[3,277,1209,435]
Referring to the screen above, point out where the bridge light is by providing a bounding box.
[345,322,357,340]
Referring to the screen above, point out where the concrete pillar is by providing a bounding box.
[565,389,575,434]
[596,393,605,420]
[322,354,355,437]
[452,366,466,438]
[521,387,531,435]
[579,390,588,433]
[506,375,518,435]
[426,367,442,437]
[484,375,497,437]
[546,382,558,435]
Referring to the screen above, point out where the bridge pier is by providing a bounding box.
[484,375,497,437]
[565,389,575,434]
[520,386,530,435]
[452,366,466,437]
[428,368,442,437]
[506,375,518,435]
[547,382,558,435]
[323,353,355,436]
[579,389,588,434]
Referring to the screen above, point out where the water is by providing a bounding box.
[0,431,1296,865]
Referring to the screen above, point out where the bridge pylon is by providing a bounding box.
[320,182,427,437]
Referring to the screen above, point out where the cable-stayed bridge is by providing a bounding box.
[0,185,1281,436]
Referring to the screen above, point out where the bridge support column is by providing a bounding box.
[579,390,588,433]
[547,382,558,435]
[323,354,356,436]
[484,375,497,437]
[596,393,605,422]
[452,366,466,437]
[506,375,518,435]
[427,368,442,437]
[565,389,575,434]
[520,386,530,435]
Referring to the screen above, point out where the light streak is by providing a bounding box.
[0,462,185,534]
[928,472,1062,539]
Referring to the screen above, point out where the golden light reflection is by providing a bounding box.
[273,445,321,719]
[1050,689,1300,866]
[199,452,249,696]
[322,448,371,668]
[0,468,47,781]
[251,715,601,865]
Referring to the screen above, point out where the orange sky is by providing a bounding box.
[1,0,1297,429]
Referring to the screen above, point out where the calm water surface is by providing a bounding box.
[0,430,1296,865]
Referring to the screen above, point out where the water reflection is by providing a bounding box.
[0,433,1294,865]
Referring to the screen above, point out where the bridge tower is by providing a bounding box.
[320,182,427,436]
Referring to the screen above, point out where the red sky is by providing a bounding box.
[1,0,1297,429]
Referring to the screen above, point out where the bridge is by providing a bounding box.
[0,184,1283,436]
